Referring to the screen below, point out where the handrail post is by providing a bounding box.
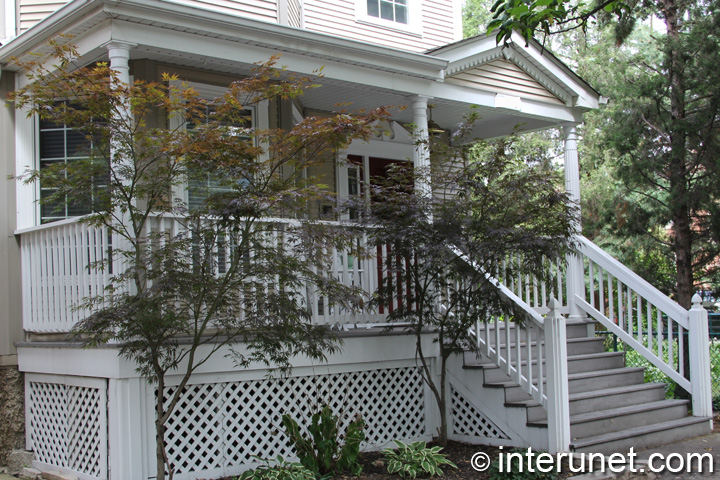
[689,294,712,418]
[545,298,571,453]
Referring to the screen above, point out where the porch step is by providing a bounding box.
[518,383,668,422]
[491,367,647,403]
[529,399,691,438]
[455,317,710,454]
[470,352,632,393]
[570,416,712,454]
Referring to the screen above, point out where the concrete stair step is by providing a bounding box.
[570,416,712,454]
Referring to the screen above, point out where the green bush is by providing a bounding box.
[281,405,365,476]
[383,440,457,478]
[239,456,315,480]
[487,448,557,480]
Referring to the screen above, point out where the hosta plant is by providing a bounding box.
[383,440,457,478]
[239,456,315,480]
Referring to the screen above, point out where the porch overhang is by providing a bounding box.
[0,0,599,138]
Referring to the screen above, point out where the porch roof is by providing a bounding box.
[0,0,601,138]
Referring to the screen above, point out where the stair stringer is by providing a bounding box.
[445,355,548,450]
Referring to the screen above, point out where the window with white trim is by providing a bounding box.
[38,103,108,223]
[169,81,266,212]
[356,0,421,35]
[367,0,408,24]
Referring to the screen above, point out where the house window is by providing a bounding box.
[38,109,106,223]
[367,0,407,24]
[185,106,253,211]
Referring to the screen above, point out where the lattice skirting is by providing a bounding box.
[163,366,428,477]
[450,384,510,441]
[25,375,108,480]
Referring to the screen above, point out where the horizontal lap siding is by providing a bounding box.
[447,59,563,105]
[303,0,457,52]
[17,0,277,32]
[161,0,278,22]
[18,0,69,32]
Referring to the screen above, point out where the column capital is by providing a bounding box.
[103,40,137,52]
[561,122,579,139]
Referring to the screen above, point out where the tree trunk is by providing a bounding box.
[662,0,693,398]
[662,0,693,311]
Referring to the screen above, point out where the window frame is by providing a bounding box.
[355,0,423,36]
[35,101,108,224]
[168,81,269,210]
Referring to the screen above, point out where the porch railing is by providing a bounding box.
[453,248,571,453]
[494,235,713,420]
[18,216,386,333]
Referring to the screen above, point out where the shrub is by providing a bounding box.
[281,405,365,476]
[239,456,315,480]
[383,440,457,478]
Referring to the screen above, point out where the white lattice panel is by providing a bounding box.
[450,385,509,440]
[27,377,108,480]
[163,367,426,475]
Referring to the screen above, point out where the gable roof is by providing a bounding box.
[429,32,602,110]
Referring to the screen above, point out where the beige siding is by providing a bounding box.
[303,0,457,53]
[167,0,278,22]
[446,59,563,105]
[18,0,68,32]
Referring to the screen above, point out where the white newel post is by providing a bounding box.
[412,95,431,198]
[689,294,713,419]
[545,299,571,453]
[563,124,585,321]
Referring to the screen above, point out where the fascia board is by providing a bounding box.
[0,0,102,66]
[106,19,438,93]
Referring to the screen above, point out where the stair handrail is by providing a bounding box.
[451,245,572,452]
[449,247,545,328]
[573,236,712,418]
[577,236,689,327]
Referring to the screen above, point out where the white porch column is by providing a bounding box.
[412,95,431,198]
[105,41,136,229]
[563,124,585,320]
[106,41,134,85]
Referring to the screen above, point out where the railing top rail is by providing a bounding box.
[449,245,545,329]
[15,214,361,237]
[578,236,689,327]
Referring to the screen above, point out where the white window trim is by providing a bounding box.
[168,80,269,208]
[355,0,423,37]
